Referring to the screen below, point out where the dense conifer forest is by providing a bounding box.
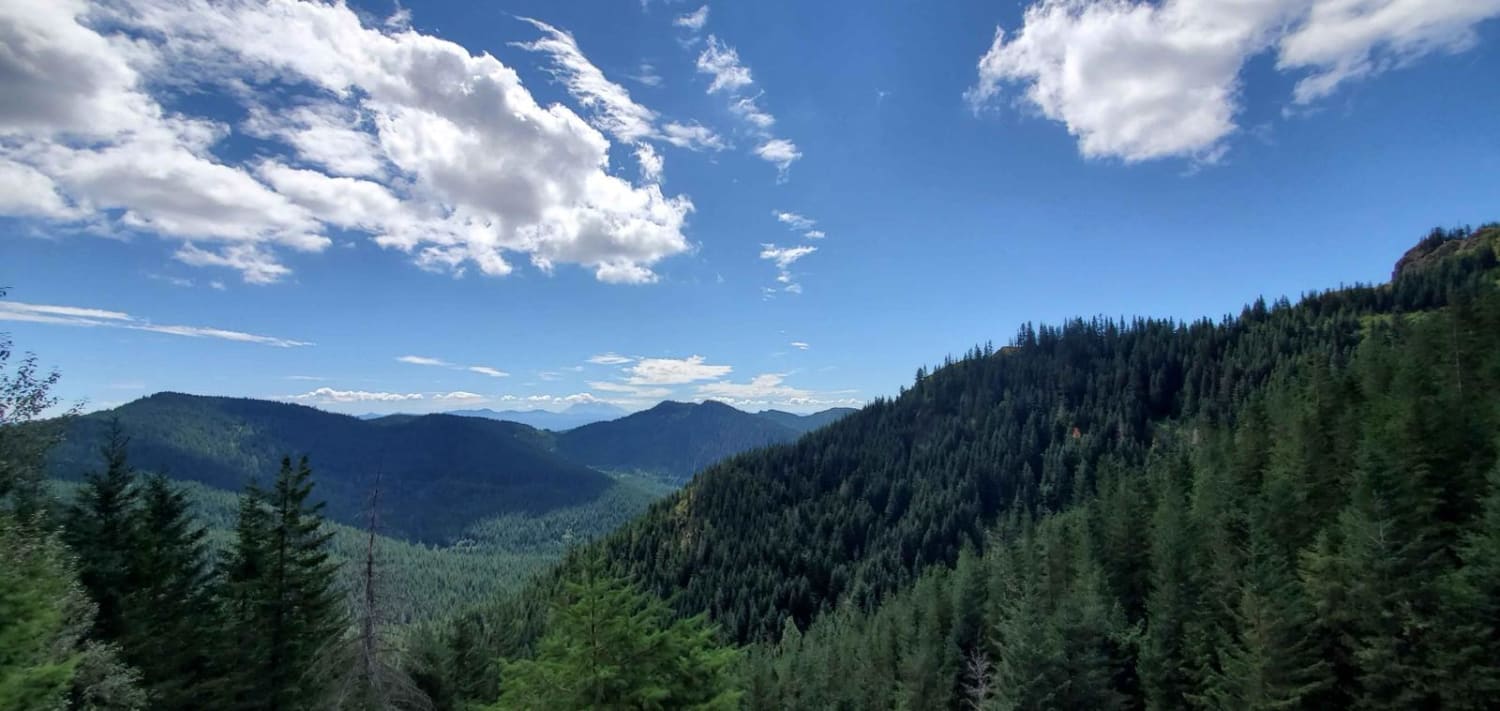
[5,224,1500,709]
[417,223,1500,709]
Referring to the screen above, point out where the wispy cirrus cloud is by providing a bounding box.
[398,355,509,378]
[773,211,816,230]
[397,355,451,367]
[759,244,818,294]
[0,300,311,347]
[284,388,485,405]
[773,210,827,240]
[588,381,672,399]
[587,352,635,365]
[691,32,803,180]
[514,15,725,183]
[674,5,709,32]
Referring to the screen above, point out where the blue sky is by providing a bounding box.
[2,0,1498,415]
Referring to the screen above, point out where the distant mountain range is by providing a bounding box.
[46,393,612,542]
[441,401,628,430]
[357,401,854,435]
[45,394,856,541]
[755,407,858,434]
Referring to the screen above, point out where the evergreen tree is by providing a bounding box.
[1435,457,1500,708]
[120,474,217,710]
[489,558,740,710]
[1336,380,1449,708]
[1197,523,1330,709]
[1140,453,1197,710]
[64,420,140,644]
[0,515,82,710]
[214,478,271,707]
[217,457,345,710]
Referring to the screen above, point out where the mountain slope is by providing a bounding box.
[592,225,1500,643]
[46,393,616,542]
[554,400,800,483]
[755,407,857,434]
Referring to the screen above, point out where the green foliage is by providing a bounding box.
[486,558,740,710]
[596,224,1500,648]
[0,319,72,517]
[64,421,140,643]
[119,475,217,710]
[0,313,145,711]
[0,515,83,711]
[531,225,1500,711]
[216,457,346,710]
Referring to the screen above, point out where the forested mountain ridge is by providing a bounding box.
[587,224,1500,647]
[45,393,615,542]
[553,400,808,483]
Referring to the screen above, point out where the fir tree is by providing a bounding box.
[1197,522,1330,709]
[490,557,740,710]
[217,457,345,711]
[1140,453,1197,710]
[64,419,140,644]
[121,475,217,710]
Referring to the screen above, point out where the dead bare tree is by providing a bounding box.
[960,648,994,710]
[321,466,433,711]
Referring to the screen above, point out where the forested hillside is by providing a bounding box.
[414,224,1500,709]
[597,225,1500,645]
[554,400,806,483]
[45,394,616,541]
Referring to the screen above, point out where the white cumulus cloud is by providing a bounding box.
[624,355,732,385]
[754,139,802,178]
[0,0,702,284]
[967,0,1500,163]
[695,373,861,409]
